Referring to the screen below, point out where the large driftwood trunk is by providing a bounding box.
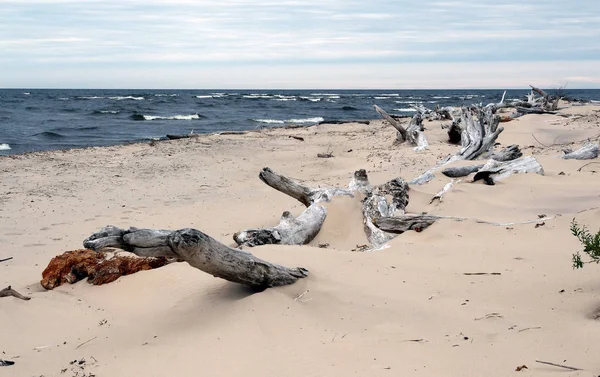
[234,204,327,247]
[374,105,428,150]
[473,156,544,185]
[349,169,410,247]
[84,227,308,289]
[410,106,505,185]
[259,167,352,206]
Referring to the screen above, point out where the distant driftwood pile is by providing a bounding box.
[34,84,598,292]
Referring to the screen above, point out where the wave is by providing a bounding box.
[252,117,324,124]
[92,110,120,115]
[374,96,393,100]
[131,113,202,121]
[154,94,178,97]
[76,96,105,100]
[299,96,321,102]
[0,143,11,151]
[59,97,69,100]
[432,96,451,99]
[243,95,271,99]
[109,96,145,101]
[393,108,415,112]
[33,131,65,139]
[253,119,285,124]
[342,106,358,111]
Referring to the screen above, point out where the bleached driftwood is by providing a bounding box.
[234,204,326,247]
[350,169,410,246]
[490,144,522,161]
[473,156,544,185]
[530,85,560,111]
[374,104,407,142]
[0,286,30,301]
[517,107,557,115]
[84,226,308,289]
[374,105,428,150]
[374,215,439,234]
[410,106,504,185]
[442,164,485,178]
[430,179,461,204]
[259,167,352,206]
[561,143,599,160]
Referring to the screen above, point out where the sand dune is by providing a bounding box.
[1,104,599,376]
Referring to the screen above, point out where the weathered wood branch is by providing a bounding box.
[234,204,327,247]
[84,226,308,289]
[0,286,30,300]
[259,167,352,206]
[491,144,522,161]
[561,143,599,160]
[406,113,428,151]
[374,215,439,234]
[374,104,407,142]
[409,106,504,185]
[442,164,484,178]
[473,156,544,185]
[430,180,461,204]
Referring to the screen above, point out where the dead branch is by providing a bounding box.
[0,286,31,300]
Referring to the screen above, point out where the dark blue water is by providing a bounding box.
[1,89,599,155]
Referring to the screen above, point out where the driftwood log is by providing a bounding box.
[84,227,308,289]
[374,105,428,150]
[442,164,485,178]
[561,143,599,160]
[374,215,439,234]
[491,144,523,161]
[473,156,544,185]
[234,204,326,247]
[0,286,30,301]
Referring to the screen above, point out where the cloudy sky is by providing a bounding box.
[1,0,599,89]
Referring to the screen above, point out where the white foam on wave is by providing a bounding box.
[396,100,422,104]
[144,114,201,120]
[109,96,145,101]
[243,95,271,99]
[195,95,214,98]
[0,143,11,151]
[79,96,105,100]
[300,96,321,102]
[432,96,451,99]
[253,117,324,124]
[59,97,69,100]
[374,96,392,100]
[100,110,119,114]
[379,93,400,97]
[154,93,178,97]
[394,108,415,112]
[23,92,30,95]
[287,117,324,123]
[253,119,285,124]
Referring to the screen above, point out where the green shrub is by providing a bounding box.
[571,219,600,269]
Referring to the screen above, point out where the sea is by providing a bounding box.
[1,89,599,156]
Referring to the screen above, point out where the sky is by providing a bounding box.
[1,0,599,89]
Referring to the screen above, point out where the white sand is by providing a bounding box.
[1,104,599,376]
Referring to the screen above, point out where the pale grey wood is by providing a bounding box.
[473,156,544,185]
[234,204,327,247]
[259,167,352,206]
[123,228,172,248]
[441,164,484,178]
[132,246,180,259]
[373,104,407,143]
[561,143,599,160]
[491,144,522,162]
[430,179,461,204]
[374,215,439,234]
[84,226,308,289]
[517,107,556,115]
[406,113,428,151]
[409,106,505,185]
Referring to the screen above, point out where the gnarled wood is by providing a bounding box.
[259,167,352,206]
[473,156,544,185]
[491,144,522,161]
[406,113,428,151]
[374,215,439,234]
[0,286,30,300]
[374,104,407,142]
[84,226,308,289]
[561,143,599,160]
[442,164,484,178]
[234,204,327,247]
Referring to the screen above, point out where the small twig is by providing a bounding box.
[289,135,304,141]
[531,134,549,147]
[577,162,600,172]
[294,290,309,301]
[463,272,501,276]
[518,327,541,332]
[0,286,30,300]
[0,257,13,263]
[535,360,583,371]
[474,313,503,320]
[75,336,97,350]
[401,339,425,342]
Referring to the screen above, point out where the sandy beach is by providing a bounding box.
[1,103,599,376]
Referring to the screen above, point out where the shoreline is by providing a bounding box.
[1,103,599,376]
